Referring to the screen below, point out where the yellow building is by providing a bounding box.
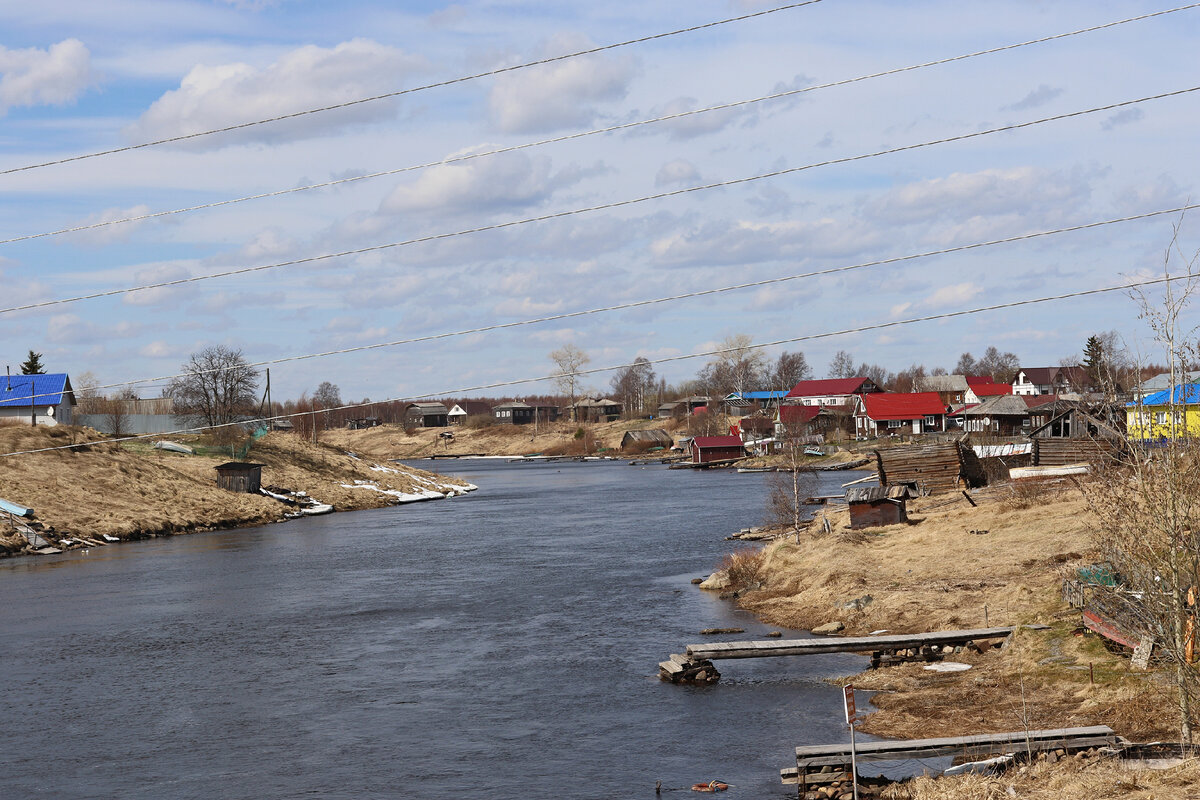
[1126,384,1200,440]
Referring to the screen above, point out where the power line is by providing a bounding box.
[1,269,1189,458]
[7,2,1195,246]
[8,202,1194,409]
[0,1,824,177]
[4,85,1196,317]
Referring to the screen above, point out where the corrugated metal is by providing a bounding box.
[0,373,70,408]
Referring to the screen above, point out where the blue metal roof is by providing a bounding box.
[1128,383,1200,407]
[726,390,789,401]
[0,373,71,408]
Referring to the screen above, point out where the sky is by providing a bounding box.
[2,0,1200,405]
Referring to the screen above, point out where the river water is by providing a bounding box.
[0,460,870,799]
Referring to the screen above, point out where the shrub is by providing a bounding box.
[717,548,767,590]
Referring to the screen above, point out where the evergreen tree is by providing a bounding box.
[19,350,45,374]
[1083,334,1105,387]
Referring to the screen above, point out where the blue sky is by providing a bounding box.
[2,0,1200,404]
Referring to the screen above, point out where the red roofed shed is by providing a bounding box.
[690,435,746,465]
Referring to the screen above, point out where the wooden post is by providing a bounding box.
[30,376,35,426]
[844,684,859,800]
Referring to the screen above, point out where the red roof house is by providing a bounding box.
[855,392,947,438]
[785,377,881,406]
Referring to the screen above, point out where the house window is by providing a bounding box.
[887,419,903,429]
[924,415,937,427]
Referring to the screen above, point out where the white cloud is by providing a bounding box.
[0,39,93,115]
[380,149,599,215]
[655,158,700,187]
[138,340,179,358]
[924,282,982,309]
[66,204,152,245]
[128,39,424,146]
[122,264,192,307]
[488,34,636,134]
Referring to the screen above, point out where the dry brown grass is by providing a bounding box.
[885,756,1200,799]
[322,416,685,459]
[0,427,470,552]
[730,477,1186,744]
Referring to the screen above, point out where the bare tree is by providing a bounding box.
[828,350,856,379]
[767,420,817,540]
[165,346,260,430]
[975,346,1021,382]
[954,352,978,375]
[1086,218,1200,744]
[699,334,766,398]
[766,351,812,391]
[609,357,656,417]
[74,371,103,414]
[103,387,138,439]
[550,344,590,411]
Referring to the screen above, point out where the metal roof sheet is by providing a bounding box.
[859,392,945,420]
[0,373,71,408]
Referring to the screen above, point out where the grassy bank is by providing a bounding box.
[0,424,472,555]
[322,416,688,459]
[714,476,1187,791]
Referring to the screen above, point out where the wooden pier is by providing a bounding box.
[780,726,1118,796]
[659,627,1014,683]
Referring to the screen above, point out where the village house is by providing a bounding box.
[1011,366,1091,396]
[723,390,789,416]
[620,429,673,451]
[447,401,491,425]
[570,397,622,423]
[854,392,946,438]
[956,394,1033,436]
[404,402,449,428]
[784,377,881,407]
[657,395,711,418]
[963,377,1013,405]
[1132,371,1200,401]
[492,401,560,425]
[0,372,75,427]
[912,375,972,407]
[1126,384,1200,441]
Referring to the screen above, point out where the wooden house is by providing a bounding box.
[854,392,946,438]
[0,372,75,427]
[1029,407,1127,466]
[1125,384,1200,441]
[957,394,1033,436]
[571,397,622,423]
[492,401,559,425]
[657,395,711,418]
[690,435,746,464]
[447,401,492,425]
[405,402,449,428]
[1012,366,1091,397]
[785,377,881,408]
[214,462,264,493]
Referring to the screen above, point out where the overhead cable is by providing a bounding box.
[0,1,823,177]
[7,201,1195,408]
[4,84,1197,317]
[1,269,1191,458]
[6,2,1196,246]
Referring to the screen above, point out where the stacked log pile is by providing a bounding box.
[657,653,720,684]
[874,442,976,494]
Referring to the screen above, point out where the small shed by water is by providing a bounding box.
[214,462,265,493]
[846,485,914,529]
[620,429,673,450]
[690,435,746,464]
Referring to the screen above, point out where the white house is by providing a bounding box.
[0,373,75,426]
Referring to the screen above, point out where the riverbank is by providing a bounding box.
[714,475,1189,794]
[0,424,473,557]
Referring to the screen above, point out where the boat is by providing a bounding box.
[1009,463,1090,479]
[153,440,194,454]
[736,466,777,473]
[298,503,334,516]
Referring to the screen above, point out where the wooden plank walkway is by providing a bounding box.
[781,725,1117,785]
[686,627,1014,661]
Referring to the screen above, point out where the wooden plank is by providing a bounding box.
[686,627,1014,660]
[795,736,1117,767]
[658,660,684,675]
[668,653,692,666]
[794,726,1114,761]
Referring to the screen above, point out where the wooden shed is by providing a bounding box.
[874,441,984,494]
[214,462,265,493]
[846,485,914,529]
[620,429,673,450]
[1030,408,1128,466]
[690,435,746,465]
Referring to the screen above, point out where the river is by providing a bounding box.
[0,460,870,799]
